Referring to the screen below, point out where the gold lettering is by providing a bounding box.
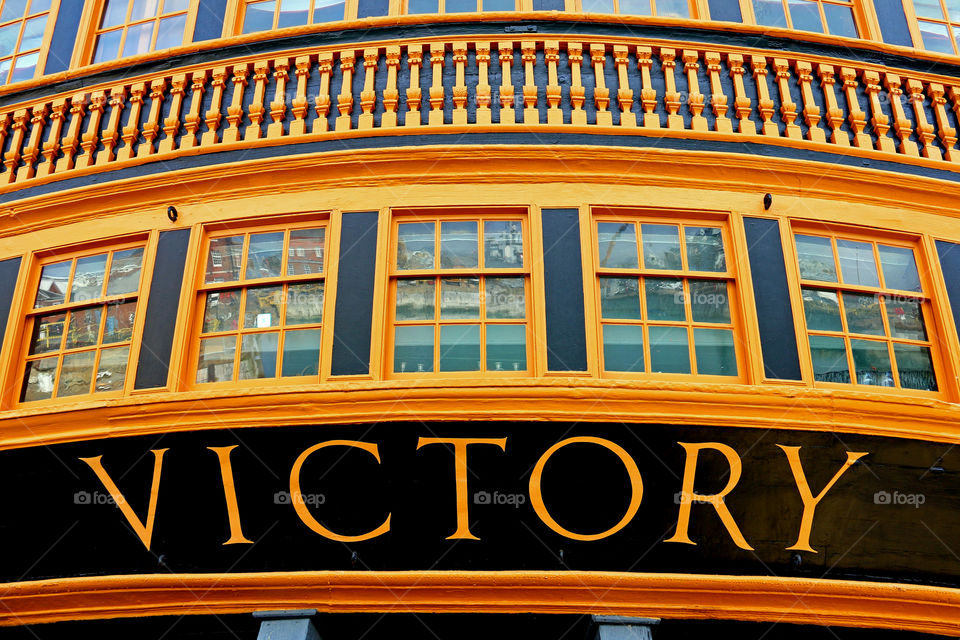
[208,445,254,545]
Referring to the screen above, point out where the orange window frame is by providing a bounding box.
[0,0,59,86]
[901,0,960,54]
[80,0,198,66]
[234,0,352,33]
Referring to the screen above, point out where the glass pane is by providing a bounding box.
[486,277,525,319]
[131,0,160,20]
[689,280,730,323]
[439,324,480,371]
[243,0,276,32]
[105,248,144,296]
[206,236,244,282]
[288,228,325,275]
[440,277,480,319]
[486,324,526,372]
[57,350,96,397]
[644,277,685,321]
[801,288,842,331]
[408,0,438,12]
[282,328,321,377]
[708,0,742,20]
[99,0,127,27]
[597,222,638,269]
[446,0,475,12]
[656,0,690,15]
[649,326,690,374]
[482,0,514,9]
[202,289,242,333]
[788,0,823,31]
[29,0,51,12]
[95,346,129,393]
[809,334,850,383]
[9,51,37,83]
[0,58,10,84]
[602,324,644,371]
[885,298,926,340]
[35,260,70,307]
[103,301,137,343]
[29,312,65,354]
[244,285,283,329]
[919,20,954,53]
[394,325,434,372]
[154,13,185,50]
[277,0,309,26]
[685,227,726,272]
[949,0,960,20]
[358,0,389,16]
[70,254,108,303]
[582,0,615,11]
[823,3,857,37]
[0,22,18,58]
[239,332,279,379]
[21,356,57,402]
[122,21,154,58]
[641,224,682,270]
[0,0,28,22]
[851,339,893,386]
[484,220,524,268]
[894,344,937,391]
[795,235,837,282]
[65,307,102,349]
[619,0,651,13]
[92,29,122,64]
[246,231,283,279]
[914,0,945,19]
[836,239,879,287]
[20,15,46,51]
[694,328,737,376]
[440,221,478,268]
[162,0,190,10]
[396,279,435,321]
[313,0,345,21]
[599,277,641,319]
[286,282,324,325]
[196,335,236,383]
[397,222,435,269]
[843,292,885,336]
[878,245,921,292]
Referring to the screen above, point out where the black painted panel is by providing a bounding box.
[542,208,588,372]
[936,240,960,344]
[134,228,191,390]
[743,217,802,380]
[876,0,913,47]
[331,211,379,376]
[194,0,229,42]
[0,256,22,350]
[44,0,84,75]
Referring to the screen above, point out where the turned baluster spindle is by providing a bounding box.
[498,42,515,125]
[839,67,871,148]
[544,41,562,125]
[246,60,270,139]
[452,42,469,125]
[795,60,825,143]
[567,42,586,126]
[358,49,379,130]
[382,46,401,128]
[521,41,538,125]
[267,58,290,138]
[661,48,683,130]
[907,78,940,160]
[181,71,208,149]
[683,50,707,131]
[772,58,801,139]
[222,65,248,143]
[884,73,919,157]
[200,68,228,146]
[314,53,333,133]
[637,46,658,129]
[614,45,635,128]
[97,85,128,165]
[860,69,894,152]
[750,56,778,137]
[428,43,445,127]
[591,44,612,126]
[2,109,29,183]
[118,83,145,161]
[57,93,88,171]
[77,91,106,168]
[475,42,493,125]
[38,98,67,177]
[727,53,754,134]
[406,45,423,128]
[17,104,48,181]
[158,75,186,153]
[816,64,847,146]
[704,52,731,133]
[930,83,959,162]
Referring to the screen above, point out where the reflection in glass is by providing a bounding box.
[244,286,283,329]
[288,228,325,275]
[446,0,475,12]
[597,222,638,268]
[599,277,641,319]
[809,334,849,383]
[95,346,129,392]
[239,332,279,379]
[602,324,644,371]
[164,0,191,11]
[486,277,525,319]
[122,22,154,58]
[878,245,921,292]
[0,23,18,59]
[58,350,96,397]
[154,13,186,50]
[439,324,480,371]
[408,0,439,12]
[35,260,70,307]
[397,222,435,269]
[843,292,884,335]
[131,0,160,20]
[649,326,690,373]
[202,289,242,333]
[486,324,525,371]
[246,232,284,279]
[620,0,652,13]
[914,0,945,19]
[106,248,144,296]
[689,280,730,323]
[314,0,345,21]
[641,224,682,270]
[21,356,57,402]
[103,302,137,343]
[196,336,237,383]
[440,278,480,319]
[919,20,954,54]
[685,227,726,272]
[482,0,513,9]
[851,339,892,386]
[824,3,857,37]
[802,288,842,331]
[29,313,65,354]
[71,253,108,302]
[694,328,737,376]
[656,0,689,16]
[99,0,127,27]
[836,239,879,287]
[394,325,434,372]
[277,0,310,27]
[795,234,837,282]
[206,236,244,282]
[484,220,524,268]
[92,30,122,63]
[787,0,823,32]
[894,344,937,391]
[243,0,276,32]
[885,298,926,341]
[440,221,478,268]
[644,278,685,321]
[65,307,102,349]
[286,282,324,325]
[10,52,37,83]
[20,15,46,50]
[582,0,615,10]
[282,328,321,376]
[396,279,435,320]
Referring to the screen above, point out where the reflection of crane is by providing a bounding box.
[601,223,631,267]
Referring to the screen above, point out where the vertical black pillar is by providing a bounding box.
[331,211,379,376]
[0,257,23,348]
[541,208,588,372]
[134,228,192,390]
[936,240,960,343]
[743,217,802,380]
[193,0,230,42]
[43,1,86,75]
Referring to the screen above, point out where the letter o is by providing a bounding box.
[529,436,643,541]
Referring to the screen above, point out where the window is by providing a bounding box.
[240,0,345,33]
[594,215,740,378]
[908,0,960,53]
[0,0,55,85]
[21,244,145,402]
[195,224,326,384]
[92,0,192,64]
[793,232,938,392]
[751,0,858,36]
[406,0,514,14]
[580,0,691,18]
[389,213,529,375]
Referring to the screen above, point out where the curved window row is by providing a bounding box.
[11,207,951,406]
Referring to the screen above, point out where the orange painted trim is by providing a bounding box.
[0,571,958,634]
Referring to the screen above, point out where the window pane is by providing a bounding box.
[914,0,945,19]
[486,324,526,371]
[0,0,28,22]
[20,15,46,51]
[439,324,480,371]
[244,285,283,329]
[105,248,144,296]
[689,280,730,323]
[36,260,70,307]
[122,21,154,57]
[30,0,52,11]
[357,0,389,17]
[486,277,525,319]
[809,334,849,383]
[656,0,690,16]
[408,0,439,12]
[685,227,726,272]
[394,325,434,372]
[602,324,644,371]
[649,326,690,373]
[281,328,321,376]
[95,346,129,393]
[286,282,324,325]
[885,298,926,340]
[919,20,954,53]
[202,289,242,333]
[851,339,892,386]
[163,0,190,10]
[396,279,435,320]
[446,0,476,12]
[58,350,96,397]
[243,0,276,32]
[795,235,837,282]
[0,57,9,83]
[644,277,685,321]
[597,222,638,269]
[288,228,325,275]
[0,22,19,58]
[788,0,823,31]
[9,51,37,83]
[71,254,108,303]
[641,224,682,270]
[154,13,185,50]
[239,332,279,379]
[397,222,435,269]
[583,0,615,11]
[313,0,345,21]
[482,0,514,9]
[440,221,478,268]
[694,328,737,376]
[599,277,641,319]
[29,313,65,354]
[206,236,243,282]
[92,29,122,63]
[836,239,879,287]
[196,335,236,383]
[131,0,160,20]
[440,277,480,319]
[947,0,960,20]
[707,0,742,21]
[484,220,524,268]
[99,0,127,27]
[801,288,842,331]
[103,301,136,343]
[246,232,283,279]
[823,3,857,37]
[21,356,57,402]
[878,245,921,292]
[619,0,651,12]
[894,344,937,391]
[277,0,309,26]
[843,292,884,335]
[65,307,102,349]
